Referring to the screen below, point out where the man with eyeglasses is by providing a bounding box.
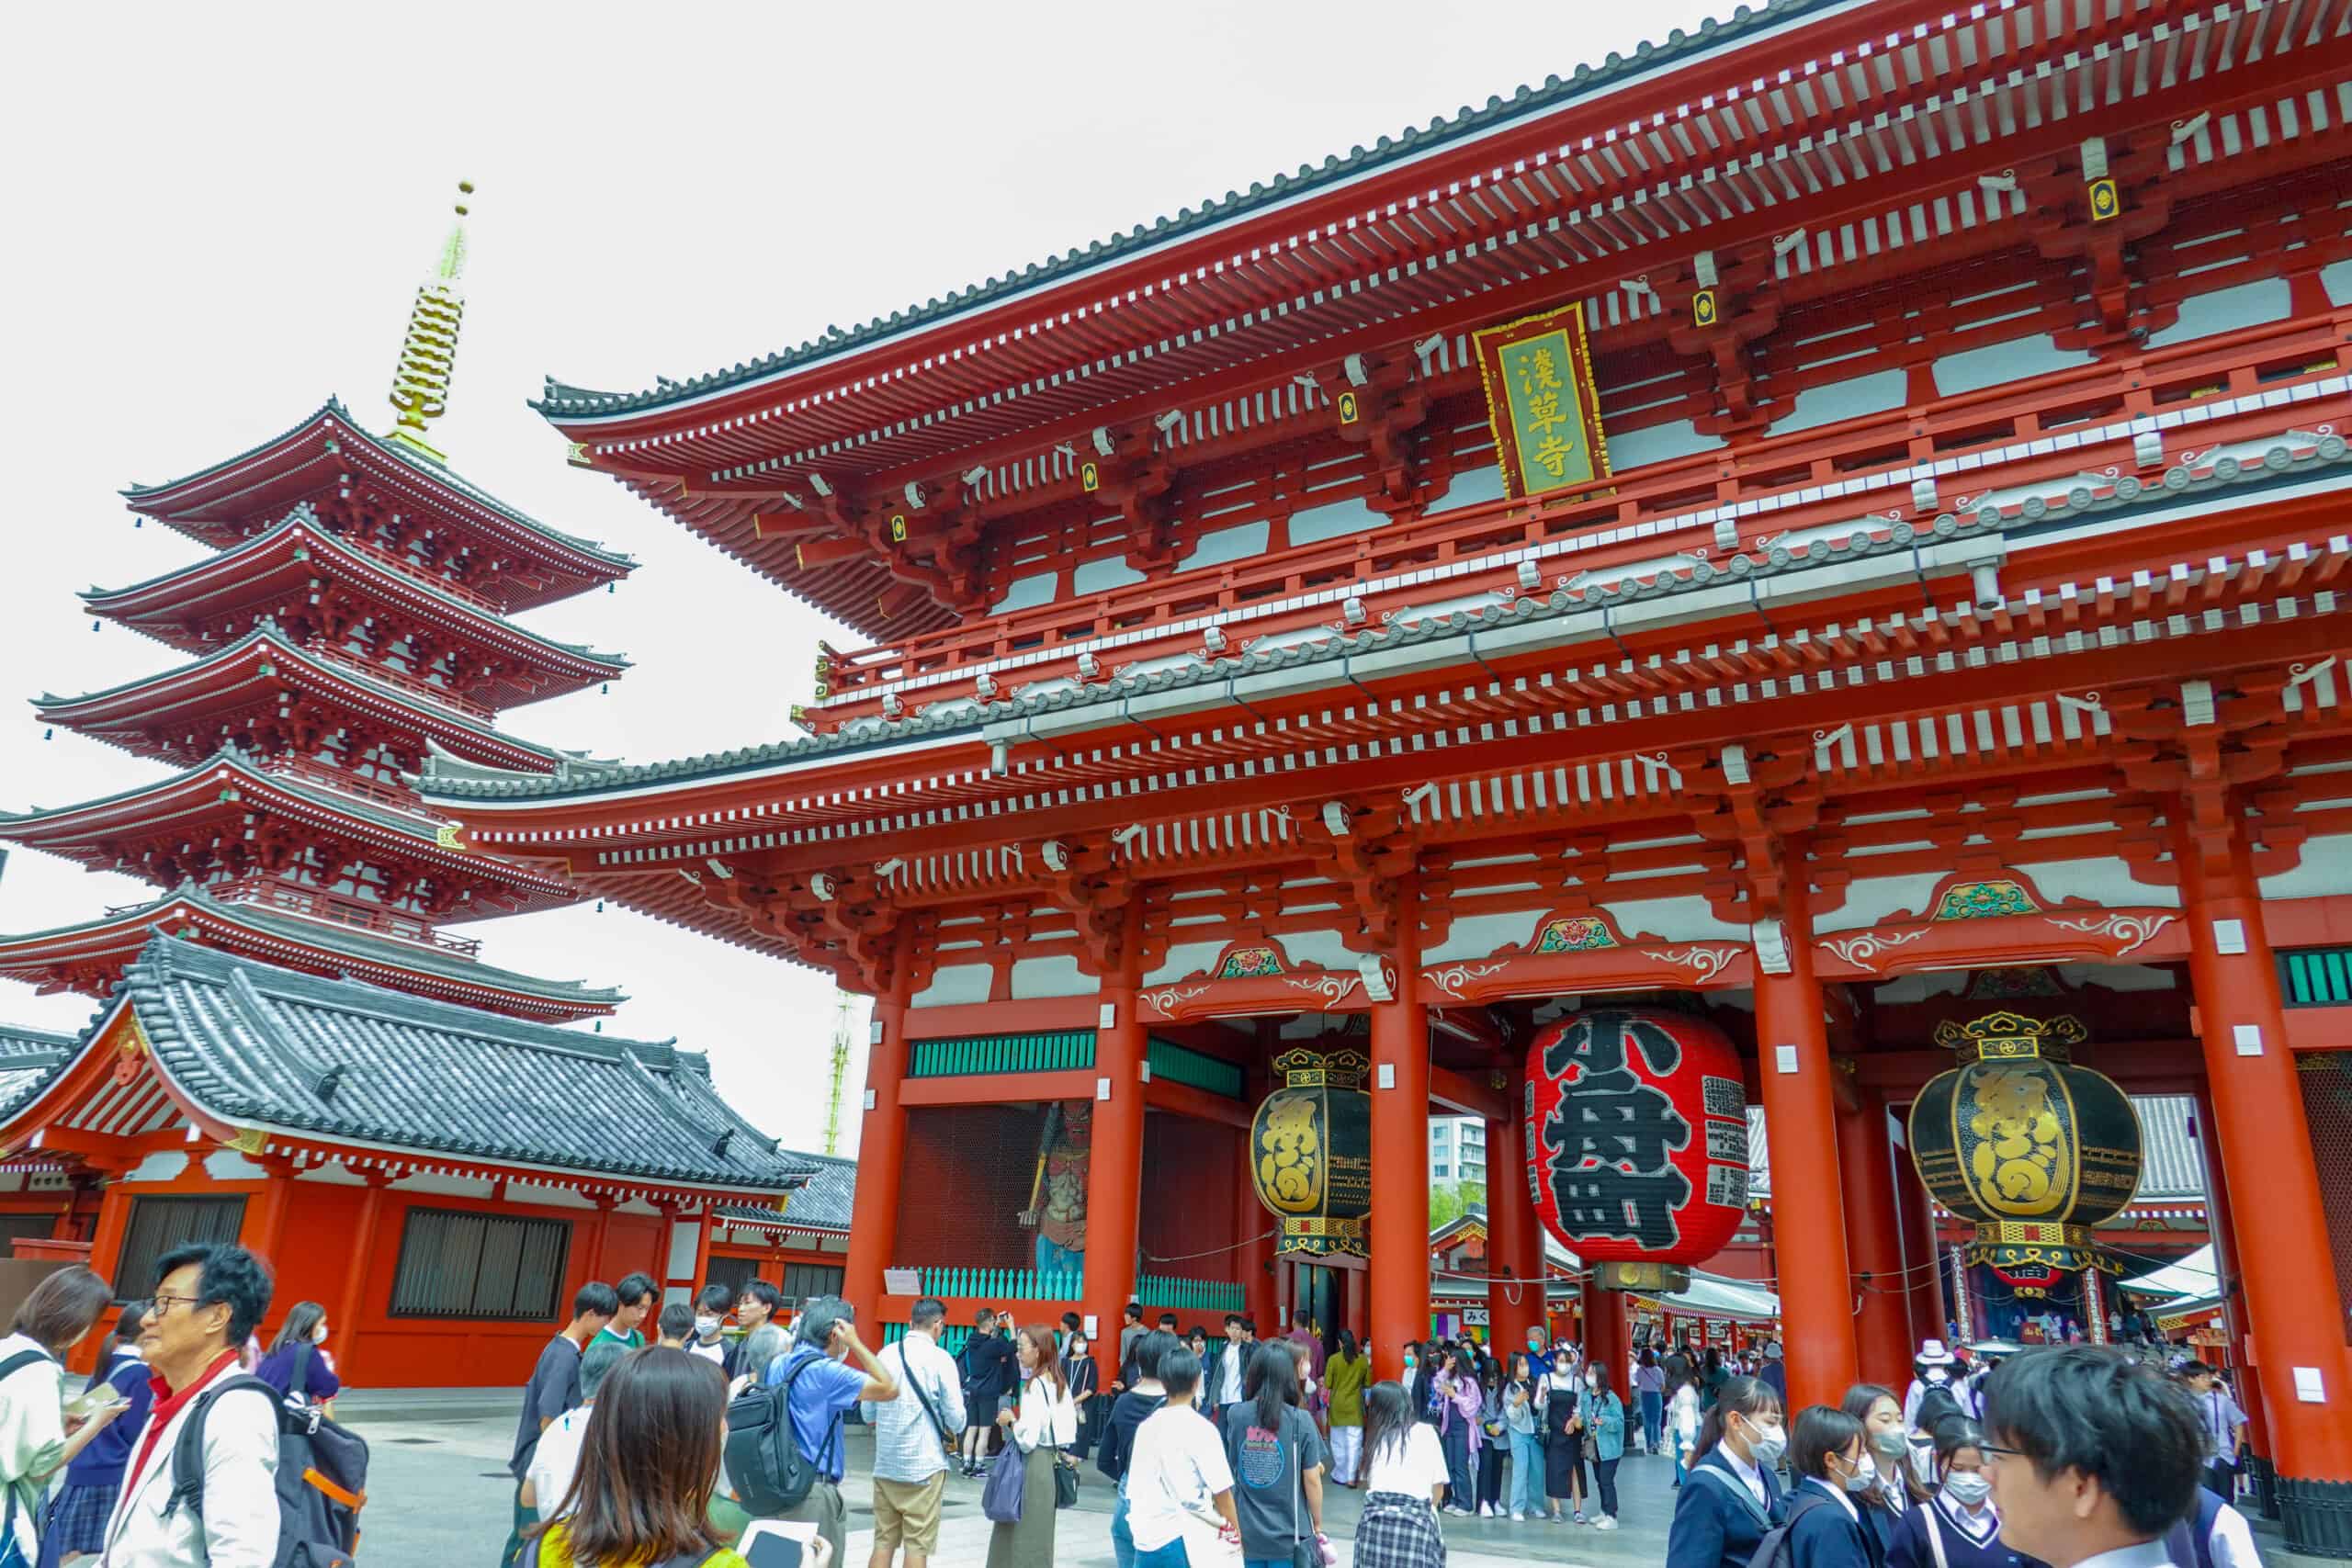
[1980,1346,2206,1568]
[99,1242,279,1566]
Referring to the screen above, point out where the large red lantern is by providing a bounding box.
[1525,1008,1748,1290]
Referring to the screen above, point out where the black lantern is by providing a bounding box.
[1250,1047,1372,1258]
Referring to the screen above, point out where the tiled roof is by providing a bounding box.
[0,1023,75,1116]
[534,0,1841,421]
[719,1150,855,1234]
[417,446,2352,807]
[81,935,804,1191]
[0,882,625,1010]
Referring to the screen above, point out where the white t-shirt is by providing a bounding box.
[0,1333,63,1561]
[528,1402,594,1520]
[1125,1404,1236,1552]
[1361,1422,1449,1501]
[687,1337,728,1366]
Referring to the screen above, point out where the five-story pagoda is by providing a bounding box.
[1,185,635,1023]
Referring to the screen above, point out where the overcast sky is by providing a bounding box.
[0,0,1720,1154]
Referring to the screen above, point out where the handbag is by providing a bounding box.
[1053,1442,1079,1510]
[981,1443,1027,1524]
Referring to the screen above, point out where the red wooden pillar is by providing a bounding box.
[335,1174,390,1386]
[1586,1283,1629,1394]
[1836,1089,1912,1387]
[1752,895,1860,1412]
[2192,1085,2269,1458]
[1889,1111,1947,1352]
[74,1162,135,1374]
[1367,874,1430,1380]
[2178,813,2352,1489]
[1486,1109,1544,1354]
[584,1198,614,1282]
[1085,918,1147,1377]
[842,976,912,1325]
[689,1205,717,1298]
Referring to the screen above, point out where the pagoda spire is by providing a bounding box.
[385,179,475,462]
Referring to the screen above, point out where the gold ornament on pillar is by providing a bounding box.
[1250,1048,1372,1258]
[1906,1011,2143,1296]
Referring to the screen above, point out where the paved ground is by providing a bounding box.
[342,1391,2320,1567]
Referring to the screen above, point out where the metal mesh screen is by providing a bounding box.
[2295,1053,2352,1320]
[897,1103,1091,1290]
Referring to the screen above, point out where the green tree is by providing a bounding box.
[1429,1179,1487,1229]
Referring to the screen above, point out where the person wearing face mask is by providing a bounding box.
[1542,1348,1588,1523]
[1842,1383,1929,1562]
[1887,1417,2051,1568]
[686,1284,733,1367]
[1665,1375,1789,1568]
[1579,1362,1626,1530]
[1786,1404,1886,1568]
[254,1299,342,1416]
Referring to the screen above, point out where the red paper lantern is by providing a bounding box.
[1524,1008,1749,1266]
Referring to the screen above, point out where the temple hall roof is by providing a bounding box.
[0,1023,75,1111]
[39,936,807,1192]
[718,1149,855,1236]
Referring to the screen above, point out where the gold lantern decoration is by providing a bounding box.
[1907,1011,2143,1296]
[1250,1047,1372,1258]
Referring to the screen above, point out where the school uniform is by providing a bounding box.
[1887,1493,2046,1568]
[1855,1478,1910,1564]
[1666,1446,1787,1568]
[1786,1475,1881,1568]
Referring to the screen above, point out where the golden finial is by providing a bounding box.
[385,180,475,461]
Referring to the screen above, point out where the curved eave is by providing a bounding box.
[32,633,571,774]
[121,401,633,610]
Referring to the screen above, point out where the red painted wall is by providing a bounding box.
[897,1106,1053,1270]
[1138,1113,1244,1282]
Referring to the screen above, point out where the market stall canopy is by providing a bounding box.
[2120,1245,2220,1302]
[1637,1270,1781,1324]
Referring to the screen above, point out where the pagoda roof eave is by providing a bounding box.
[31,629,575,774]
[121,400,634,605]
[531,0,1856,429]
[0,882,626,1021]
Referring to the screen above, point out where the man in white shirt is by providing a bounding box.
[2176,1362,2247,1501]
[1983,1346,2206,1568]
[523,1341,625,1520]
[863,1297,967,1568]
[1124,1347,1240,1560]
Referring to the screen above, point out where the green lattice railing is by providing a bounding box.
[1148,1038,1244,1099]
[898,1266,1084,1302]
[881,1321,974,1352]
[909,1031,1096,1077]
[1137,1275,1246,1314]
[2280,948,2352,1006]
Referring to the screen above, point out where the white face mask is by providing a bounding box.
[1745,1420,1789,1468]
[1840,1452,1880,1494]
[1943,1472,1993,1506]
[695,1315,721,1337]
[312,1324,329,1345]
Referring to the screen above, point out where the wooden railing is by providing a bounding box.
[254,753,415,809]
[209,876,481,957]
[303,640,496,723]
[808,308,2352,722]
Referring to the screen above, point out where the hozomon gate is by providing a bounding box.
[425,0,2352,1541]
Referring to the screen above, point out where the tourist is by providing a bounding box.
[687,1283,733,1366]
[523,1346,780,1568]
[762,1295,899,1564]
[1758,1341,1789,1411]
[1114,1303,1146,1392]
[1474,1354,1508,1517]
[1669,1366,1704,1488]
[1099,1329,1175,1568]
[502,1280,616,1568]
[1542,1346,1586,1522]
[1065,1325,1102,1466]
[1637,1348,1668,1455]
[2,1268,121,1565]
[1060,1312,1084,1355]
[1886,1417,2020,1568]
[598,1272,656,1353]
[1502,1350,1544,1522]
[987,1323,1077,1568]
[1429,1346,1483,1517]
[523,1329,621,1520]
[1353,1380,1448,1567]
[2177,1361,2247,1502]
[1218,1341,1326,1567]
[1186,1327,1211,1383]
[1664,1337,1694,1393]
[867,1296,965,1568]
[1285,1309,1325,1384]
[1581,1361,1627,1530]
[724,1280,784,1380]
[254,1300,341,1413]
[1844,1382,1928,1557]
[1702,1348,1730,1411]
[1122,1347,1239,1567]
[729,1323,787,1399]
[1396,1341,1429,1424]
[657,1302,695,1349]
[1325,1330,1366,1490]
[38,1301,152,1568]
[1206,1315,1249,1427]
[1905,1341,1959,1432]
[1785,1403,1882,1568]
[100,1244,280,1567]
[959,1307,1017,1477]
[1982,1348,2205,1568]
[1664,1375,1789,1568]
[1283,1337,1325,1439]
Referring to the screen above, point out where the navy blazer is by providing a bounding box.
[1887,1497,2048,1568]
[1788,1479,1881,1568]
[1667,1449,1788,1568]
[1855,1491,1906,1563]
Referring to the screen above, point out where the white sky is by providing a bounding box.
[0,0,1717,1154]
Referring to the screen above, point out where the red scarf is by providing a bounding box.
[123,1349,241,1503]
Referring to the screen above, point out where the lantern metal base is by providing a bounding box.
[1276,1216,1367,1259]
[1591,1260,1691,1293]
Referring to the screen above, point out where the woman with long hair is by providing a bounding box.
[3,1267,126,1568]
[1636,1348,1667,1455]
[1580,1361,1628,1530]
[1841,1383,1927,1561]
[987,1323,1078,1568]
[1352,1382,1448,1568]
[33,1292,148,1568]
[1221,1342,1326,1567]
[525,1347,765,1568]
[1474,1352,1508,1517]
[1430,1346,1483,1517]
[1784,1404,1881,1568]
[1668,1367,1704,1489]
[1064,1326,1102,1467]
[1541,1345,1586,1522]
[255,1301,342,1414]
[1325,1329,1366,1489]
[1501,1349,1545,1522]
[1664,1374,1788,1568]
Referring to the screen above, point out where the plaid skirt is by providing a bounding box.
[38,1481,119,1566]
[1352,1492,1445,1568]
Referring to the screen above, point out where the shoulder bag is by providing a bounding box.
[900,1342,956,1456]
[1051,1391,1079,1509]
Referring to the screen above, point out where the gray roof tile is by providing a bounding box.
[0,1024,75,1118]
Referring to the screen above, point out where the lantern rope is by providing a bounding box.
[1143,1225,1283,1265]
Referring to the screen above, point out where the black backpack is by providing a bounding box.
[1744,1490,1836,1568]
[723,1351,832,1515]
[167,1353,368,1568]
